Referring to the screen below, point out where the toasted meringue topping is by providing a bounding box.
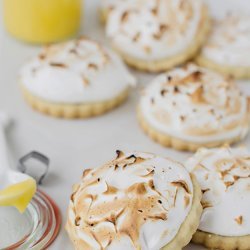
[20,37,135,103]
[201,14,250,67]
[66,152,193,249]
[186,146,250,236]
[106,0,204,60]
[101,0,129,11]
[139,64,249,144]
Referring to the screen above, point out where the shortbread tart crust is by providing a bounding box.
[193,229,250,250]
[196,55,250,79]
[112,5,210,73]
[99,8,108,24]
[137,107,243,152]
[65,174,202,250]
[21,85,130,119]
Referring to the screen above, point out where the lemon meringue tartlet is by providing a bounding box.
[186,145,250,250]
[106,0,210,72]
[20,37,135,119]
[138,64,250,151]
[196,14,250,79]
[66,151,202,249]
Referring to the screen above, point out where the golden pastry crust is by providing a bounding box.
[193,230,250,250]
[196,55,250,79]
[21,85,130,119]
[112,5,210,73]
[65,174,202,250]
[137,107,244,152]
[99,8,108,24]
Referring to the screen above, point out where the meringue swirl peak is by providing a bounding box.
[66,151,193,250]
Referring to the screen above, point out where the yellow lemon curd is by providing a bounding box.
[3,0,82,44]
[0,178,36,213]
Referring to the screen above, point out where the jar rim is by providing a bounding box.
[3,189,61,250]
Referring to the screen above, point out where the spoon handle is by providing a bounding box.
[0,113,11,173]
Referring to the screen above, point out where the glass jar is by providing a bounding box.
[3,0,82,44]
[0,190,61,250]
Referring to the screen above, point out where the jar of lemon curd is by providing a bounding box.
[3,0,82,44]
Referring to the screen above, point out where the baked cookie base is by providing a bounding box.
[21,86,130,119]
[137,108,244,152]
[196,55,250,79]
[65,175,202,250]
[99,8,108,24]
[193,229,250,250]
[112,5,210,72]
[162,175,202,250]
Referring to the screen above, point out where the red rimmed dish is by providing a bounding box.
[0,189,61,250]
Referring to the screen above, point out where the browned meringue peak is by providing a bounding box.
[106,0,204,61]
[161,67,234,105]
[37,36,109,72]
[193,147,250,190]
[26,37,111,89]
[200,13,250,67]
[67,151,193,249]
[186,146,250,236]
[117,0,195,39]
[140,63,249,142]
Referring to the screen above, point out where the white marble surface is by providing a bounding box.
[0,0,249,249]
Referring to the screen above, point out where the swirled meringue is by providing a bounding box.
[186,146,250,236]
[20,37,135,104]
[106,0,205,61]
[101,0,129,12]
[200,14,250,67]
[66,151,193,249]
[139,64,249,145]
